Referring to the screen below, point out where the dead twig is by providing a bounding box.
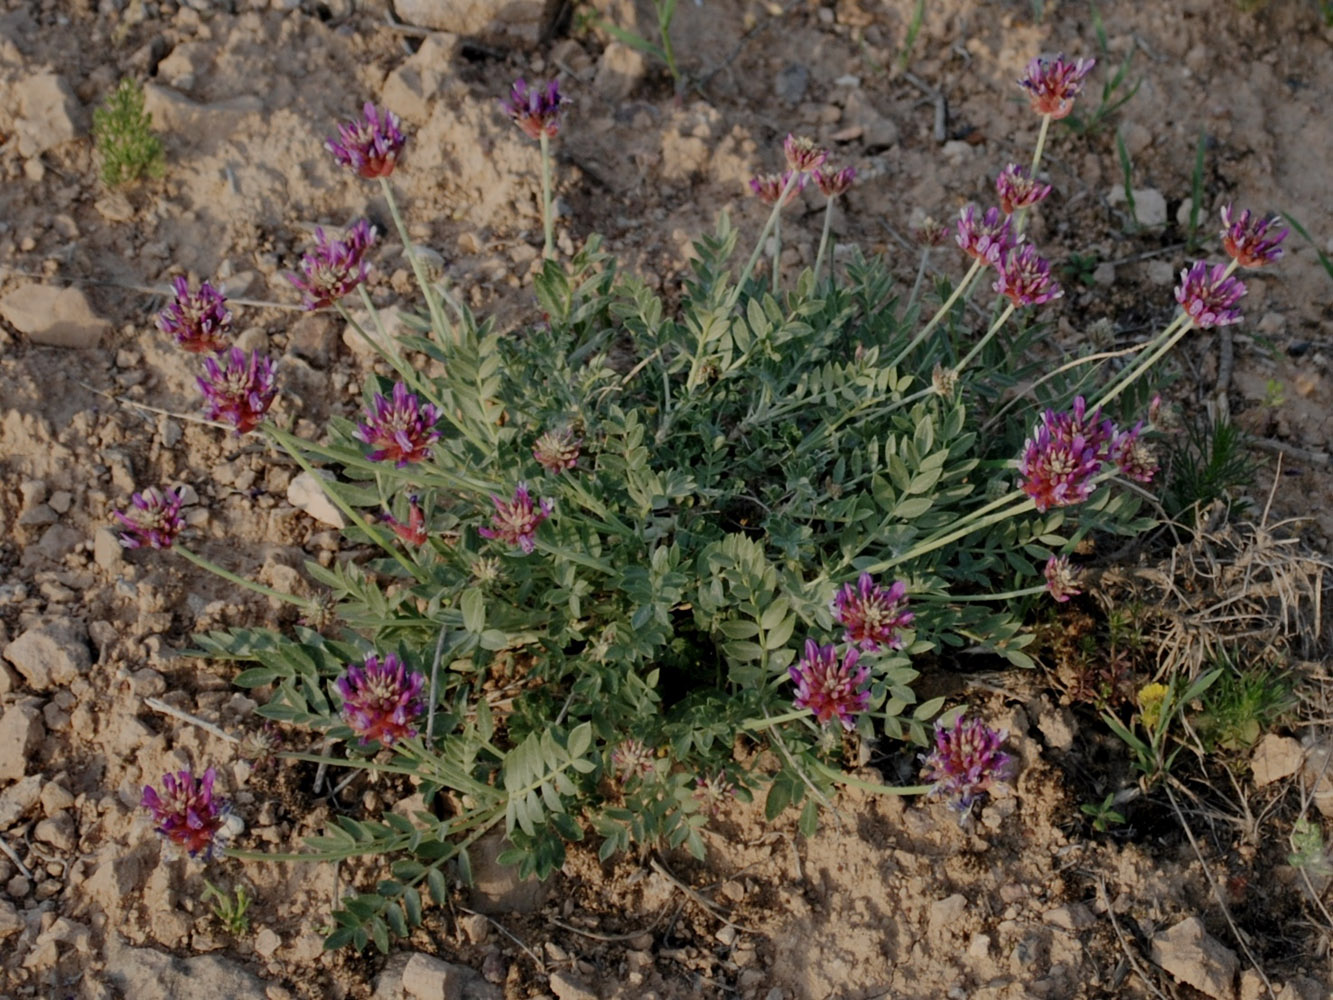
[0,834,34,881]
[457,906,548,973]
[1094,875,1170,1000]
[648,856,764,936]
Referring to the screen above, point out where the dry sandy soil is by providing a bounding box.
[2,0,1333,998]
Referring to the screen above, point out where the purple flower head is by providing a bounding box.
[693,771,737,816]
[382,495,428,546]
[749,170,806,207]
[326,102,406,179]
[610,738,656,784]
[355,382,440,466]
[479,482,553,554]
[783,134,828,174]
[993,244,1063,308]
[920,716,1012,813]
[114,486,186,550]
[142,768,231,859]
[1220,205,1287,268]
[157,276,232,353]
[1043,555,1081,602]
[832,573,914,651]
[956,204,1014,266]
[995,163,1052,216]
[335,652,426,746]
[533,427,581,473]
[814,164,856,198]
[1018,397,1118,512]
[1018,54,1096,120]
[1174,260,1247,329]
[501,78,565,140]
[287,220,377,311]
[789,639,871,731]
[197,347,277,434]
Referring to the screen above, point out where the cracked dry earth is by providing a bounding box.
[2,0,1333,998]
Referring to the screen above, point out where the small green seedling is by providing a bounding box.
[93,78,165,187]
[1062,3,1142,136]
[1081,793,1126,832]
[1102,669,1222,787]
[201,879,253,936]
[1289,817,1333,876]
[596,0,689,92]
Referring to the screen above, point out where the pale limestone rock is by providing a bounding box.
[1151,916,1238,1000]
[0,284,109,349]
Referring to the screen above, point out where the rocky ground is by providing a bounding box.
[2,0,1333,998]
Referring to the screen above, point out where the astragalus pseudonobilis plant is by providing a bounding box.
[119,56,1286,952]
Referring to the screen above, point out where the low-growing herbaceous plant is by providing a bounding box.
[115,54,1287,952]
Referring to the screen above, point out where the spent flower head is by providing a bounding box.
[995,163,1052,215]
[114,486,185,550]
[1018,397,1117,512]
[920,716,1012,813]
[533,427,582,473]
[783,134,827,173]
[1043,555,1081,602]
[749,170,806,207]
[1017,54,1096,120]
[831,573,914,651]
[142,768,231,859]
[931,363,959,398]
[356,382,441,467]
[956,204,1014,266]
[157,276,232,353]
[1174,260,1247,329]
[238,721,284,770]
[501,78,565,140]
[479,482,553,554]
[326,102,405,179]
[814,164,856,198]
[693,771,737,816]
[789,639,871,731]
[336,653,426,746]
[1220,205,1287,268]
[610,738,656,784]
[993,244,1063,308]
[288,220,377,311]
[197,348,277,434]
[1112,424,1159,484]
[911,214,950,247]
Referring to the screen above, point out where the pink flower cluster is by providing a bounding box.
[787,573,915,731]
[480,482,553,554]
[336,653,426,746]
[356,382,441,467]
[1017,397,1156,512]
[142,768,231,859]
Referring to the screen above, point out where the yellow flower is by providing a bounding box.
[1137,682,1170,730]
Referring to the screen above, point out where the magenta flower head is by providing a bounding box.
[336,652,426,746]
[157,276,232,353]
[995,163,1052,216]
[355,382,440,466]
[1018,397,1117,512]
[326,102,406,179]
[1174,260,1247,329]
[501,78,565,140]
[956,204,1013,266]
[789,639,871,731]
[382,495,428,546]
[814,164,856,198]
[994,244,1063,308]
[921,716,1012,814]
[749,170,806,207]
[1220,205,1287,268]
[610,738,656,784]
[1017,54,1096,120]
[142,768,231,859]
[783,134,827,173]
[197,347,277,434]
[114,486,185,550]
[533,427,581,473]
[287,219,377,311]
[1043,555,1081,602]
[479,482,553,554]
[832,573,914,651]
